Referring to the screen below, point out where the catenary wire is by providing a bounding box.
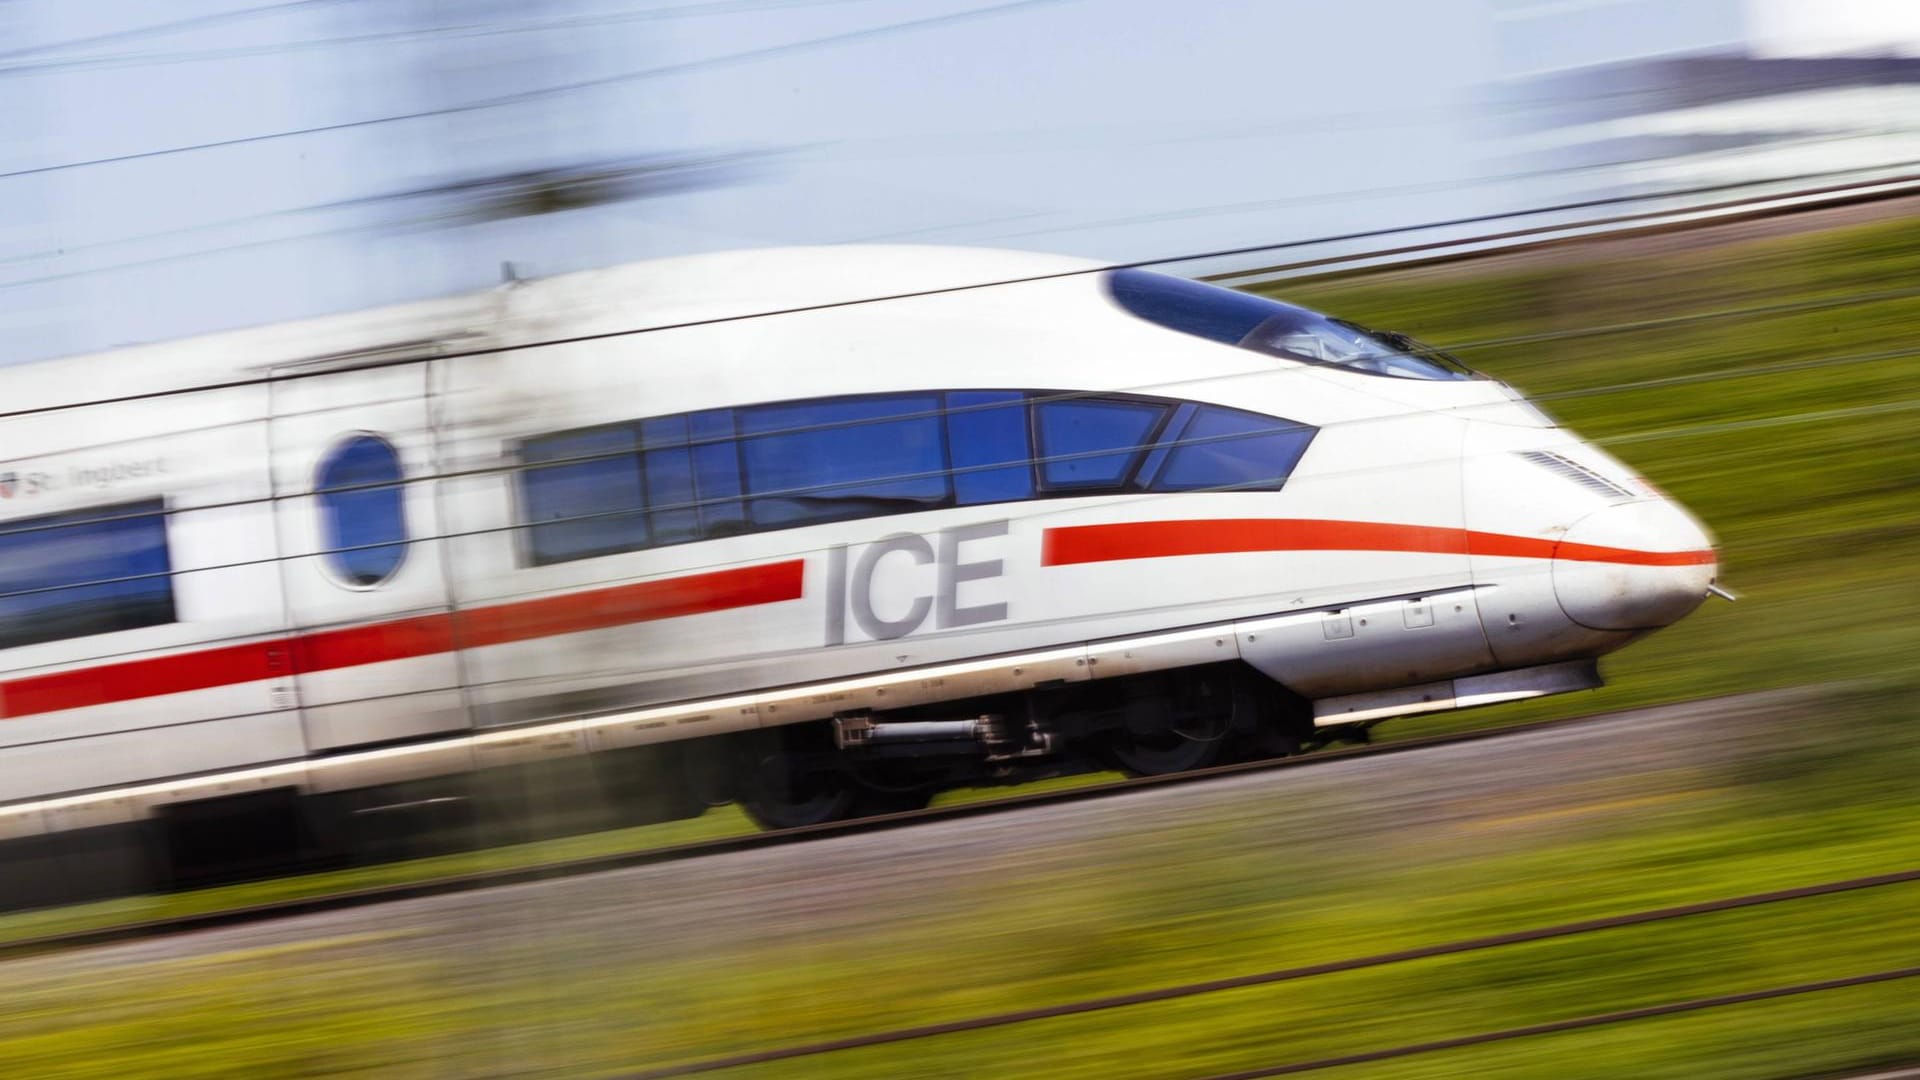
[0,146,1570,272]
[21,121,1894,275]
[7,324,1915,522]
[6,150,1915,296]
[1200,171,1920,285]
[3,246,1917,556]
[1,330,1914,553]
[5,232,1916,580]
[991,127,1920,245]
[5,161,1920,413]
[0,0,350,64]
[3,389,1911,607]
[0,0,1083,182]
[0,0,925,78]
[4,174,1917,583]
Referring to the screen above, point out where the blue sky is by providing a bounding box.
[0,0,1759,364]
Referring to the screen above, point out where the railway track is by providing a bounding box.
[612,865,1920,1079]
[0,689,1808,961]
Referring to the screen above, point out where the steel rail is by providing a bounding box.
[1191,965,1920,1080]
[612,866,1920,1079]
[0,691,1799,961]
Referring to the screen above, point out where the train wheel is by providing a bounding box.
[1107,725,1228,776]
[853,786,934,817]
[1230,727,1303,764]
[738,759,858,830]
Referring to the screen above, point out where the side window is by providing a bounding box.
[1034,398,1167,491]
[689,409,747,538]
[0,499,177,650]
[520,427,646,566]
[316,435,410,586]
[947,390,1035,505]
[640,415,700,547]
[737,395,950,528]
[507,390,1311,567]
[1139,405,1316,492]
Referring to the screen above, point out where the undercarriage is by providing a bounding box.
[724,662,1318,829]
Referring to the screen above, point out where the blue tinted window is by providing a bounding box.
[512,391,1315,567]
[1108,268,1281,345]
[739,395,949,528]
[640,415,688,451]
[521,427,646,565]
[689,410,747,538]
[947,391,1034,505]
[317,435,409,585]
[1144,405,1316,492]
[644,447,700,546]
[1132,403,1196,488]
[0,500,176,650]
[640,415,700,546]
[1110,268,1477,381]
[1035,398,1166,490]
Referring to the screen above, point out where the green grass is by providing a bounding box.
[6,687,1917,1078]
[7,209,1920,1078]
[0,777,1136,949]
[0,807,755,948]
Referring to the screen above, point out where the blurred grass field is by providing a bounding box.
[4,207,1919,1078]
[7,688,1916,1078]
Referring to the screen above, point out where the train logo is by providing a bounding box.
[824,520,1012,644]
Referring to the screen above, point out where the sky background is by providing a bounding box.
[2,0,1912,364]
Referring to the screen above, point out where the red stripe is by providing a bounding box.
[0,640,285,721]
[1041,519,1716,568]
[0,559,804,720]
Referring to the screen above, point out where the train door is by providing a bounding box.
[0,385,302,807]
[269,355,470,751]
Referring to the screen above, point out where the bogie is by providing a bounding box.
[723,663,1314,826]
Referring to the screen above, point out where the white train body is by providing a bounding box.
[0,246,1717,853]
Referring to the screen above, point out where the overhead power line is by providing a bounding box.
[3,151,1904,294]
[0,0,903,78]
[2,384,1912,599]
[0,0,1081,182]
[4,162,1919,413]
[0,0,348,64]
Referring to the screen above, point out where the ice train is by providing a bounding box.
[0,246,1719,899]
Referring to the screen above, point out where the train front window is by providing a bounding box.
[1239,312,1473,381]
[1106,268,1477,381]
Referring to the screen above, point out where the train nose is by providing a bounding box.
[1552,500,1718,631]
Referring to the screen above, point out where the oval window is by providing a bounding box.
[316,434,408,586]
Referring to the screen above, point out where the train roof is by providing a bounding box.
[2,245,1109,416]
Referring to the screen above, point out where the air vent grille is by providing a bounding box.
[1516,450,1636,500]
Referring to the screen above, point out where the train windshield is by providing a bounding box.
[1106,268,1477,381]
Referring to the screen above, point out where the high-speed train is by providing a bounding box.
[0,245,1718,900]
